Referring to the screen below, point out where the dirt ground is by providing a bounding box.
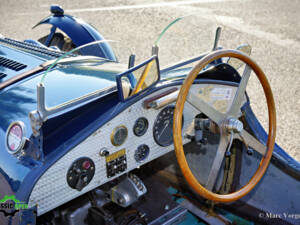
[0,0,299,161]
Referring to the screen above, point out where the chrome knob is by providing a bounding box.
[225,118,243,134]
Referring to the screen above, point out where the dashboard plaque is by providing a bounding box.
[106,149,127,178]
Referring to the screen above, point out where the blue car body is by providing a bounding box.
[0,7,299,225]
[33,5,116,61]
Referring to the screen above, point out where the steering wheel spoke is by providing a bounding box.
[237,129,267,156]
[205,134,229,190]
[228,64,252,117]
[187,91,226,125]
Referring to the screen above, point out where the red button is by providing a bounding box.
[82,160,91,170]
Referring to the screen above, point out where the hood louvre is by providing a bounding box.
[0,37,76,58]
[0,56,27,71]
[0,72,7,79]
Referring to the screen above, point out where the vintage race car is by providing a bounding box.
[0,5,299,225]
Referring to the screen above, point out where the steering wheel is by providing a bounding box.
[173,49,276,203]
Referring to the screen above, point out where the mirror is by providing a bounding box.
[117,56,160,101]
[227,44,252,70]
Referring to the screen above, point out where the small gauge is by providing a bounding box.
[6,121,26,154]
[134,144,150,163]
[111,125,128,146]
[133,117,149,137]
[153,106,183,147]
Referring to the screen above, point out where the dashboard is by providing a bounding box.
[28,83,237,216]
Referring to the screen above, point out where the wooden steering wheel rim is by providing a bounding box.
[173,49,276,203]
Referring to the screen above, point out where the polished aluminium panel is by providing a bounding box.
[28,84,237,216]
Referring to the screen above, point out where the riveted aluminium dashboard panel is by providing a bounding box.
[28,84,237,216]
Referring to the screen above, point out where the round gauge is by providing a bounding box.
[67,157,95,191]
[153,106,183,147]
[134,144,150,163]
[133,117,149,137]
[111,125,128,146]
[6,121,26,154]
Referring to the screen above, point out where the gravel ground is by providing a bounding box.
[0,0,299,161]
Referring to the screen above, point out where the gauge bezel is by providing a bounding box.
[5,121,26,154]
[66,157,95,190]
[134,144,150,163]
[110,125,128,146]
[153,105,183,147]
[133,117,149,137]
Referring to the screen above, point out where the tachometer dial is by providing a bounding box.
[111,125,128,146]
[134,144,150,163]
[153,106,183,147]
[133,117,149,137]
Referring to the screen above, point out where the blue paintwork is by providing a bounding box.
[50,5,64,16]
[41,63,118,107]
[44,26,57,46]
[34,13,116,61]
[0,44,46,83]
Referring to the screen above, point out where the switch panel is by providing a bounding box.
[106,149,127,178]
[67,157,95,191]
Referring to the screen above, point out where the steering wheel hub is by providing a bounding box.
[224,118,243,134]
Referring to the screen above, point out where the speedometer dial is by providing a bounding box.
[153,106,183,147]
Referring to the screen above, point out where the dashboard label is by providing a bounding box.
[106,149,126,162]
[211,88,232,101]
[106,149,127,178]
[197,85,235,113]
